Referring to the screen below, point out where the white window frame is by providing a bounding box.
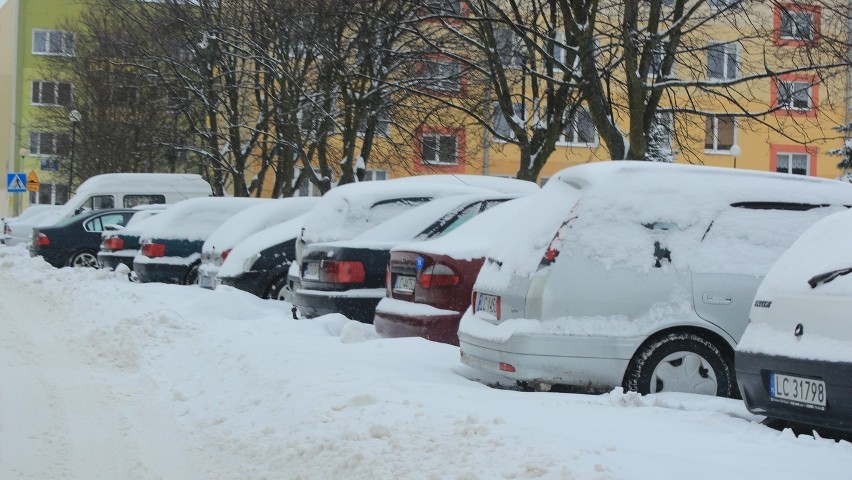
[776,152,810,175]
[293,167,327,197]
[29,131,71,157]
[423,58,461,92]
[356,105,391,137]
[707,43,738,80]
[779,8,815,41]
[421,132,459,165]
[32,29,75,56]
[777,80,813,111]
[704,115,737,153]
[362,169,389,181]
[31,80,72,106]
[494,27,525,69]
[558,108,598,147]
[492,102,525,142]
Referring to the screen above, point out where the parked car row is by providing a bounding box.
[17,162,852,435]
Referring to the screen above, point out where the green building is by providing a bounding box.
[1,0,83,216]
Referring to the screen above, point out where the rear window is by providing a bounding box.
[124,194,166,208]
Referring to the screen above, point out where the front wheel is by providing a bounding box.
[624,332,734,397]
[69,250,99,268]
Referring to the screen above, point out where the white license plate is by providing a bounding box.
[476,293,500,317]
[199,274,215,289]
[770,372,826,409]
[394,275,416,293]
[303,262,320,280]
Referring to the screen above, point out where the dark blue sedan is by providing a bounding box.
[30,209,137,268]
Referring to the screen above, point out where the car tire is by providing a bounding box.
[68,250,99,268]
[265,274,291,302]
[624,332,734,397]
[183,261,200,285]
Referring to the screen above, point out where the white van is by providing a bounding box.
[4,173,211,246]
[67,173,212,213]
[736,208,852,431]
[458,161,852,397]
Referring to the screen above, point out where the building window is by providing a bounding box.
[774,4,820,46]
[777,80,812,110]
[776,152,810,175]
[422,58,462,93]
[32,30,75,56]
[707,43,737,80]
[709,0,742,9]
[32,81,72,106]
[362,169,389,181]
[704,116,735,152]
[560,109,597,146]
[648,43,674,79]
[492,102,524,141]
[356,105,391,137]
[421,133,459,165]
[29,132,71,156]
[772,74,819,118]
[494,28,525,69]
[424,0,463,15]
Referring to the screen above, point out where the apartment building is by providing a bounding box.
[1,0,82,216]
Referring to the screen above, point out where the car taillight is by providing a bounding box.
[539,213,579,268]
[141,242,166,258]
[321,260,365,284]
[221,248,232,263]
[3,223,10,235]
[418,263,459,288]
[385,267,392,294]
[102,237,124,251]
[36,233,50,246]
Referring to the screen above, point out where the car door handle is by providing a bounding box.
[702,292,733,305]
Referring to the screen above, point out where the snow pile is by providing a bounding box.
[2,247,852,479]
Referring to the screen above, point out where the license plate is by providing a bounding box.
[476,293,500,317]
[303,262,320,280]
[770,372,826,409]
[198,274,215,289]
[394,275,416,293]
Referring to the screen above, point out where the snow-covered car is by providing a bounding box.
[374,196,533,345]
[98,205,168,272]
[458,161,852,397]
[217,214,308,301]
[134,197,269,285]
[289,175,540,303]
[736,207,852,431]
[197,197,319,290]
[293,192,528,322]
[3,205,66,247]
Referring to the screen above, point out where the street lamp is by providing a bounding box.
[730,144,742,169]
[68,109,82,191]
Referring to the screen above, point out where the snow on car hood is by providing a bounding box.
[139,197,269,242]
[218,215,307,277]
[202,197,319,255]
[391,196,534,261]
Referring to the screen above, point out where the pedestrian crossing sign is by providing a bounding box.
[7,173,27,193]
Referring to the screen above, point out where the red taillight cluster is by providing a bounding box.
[418,263,460,289]
[221,248,232,263]
[36,233,50,246]
[141,242,166,258]
[102,237,125,251]
[539,213,578,268]
[3,223,10,235]
[322,260,365,284]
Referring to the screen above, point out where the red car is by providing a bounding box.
[374,197,531,345]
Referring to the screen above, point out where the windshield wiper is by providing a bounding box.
[808,267,852,288]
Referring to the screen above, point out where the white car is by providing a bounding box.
[736,207,852,431]
[458,161,852,397]
[197,197,319,290]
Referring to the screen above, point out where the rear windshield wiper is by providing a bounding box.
[808,267,852,288]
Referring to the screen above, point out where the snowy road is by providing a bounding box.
[2,246,852,479]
